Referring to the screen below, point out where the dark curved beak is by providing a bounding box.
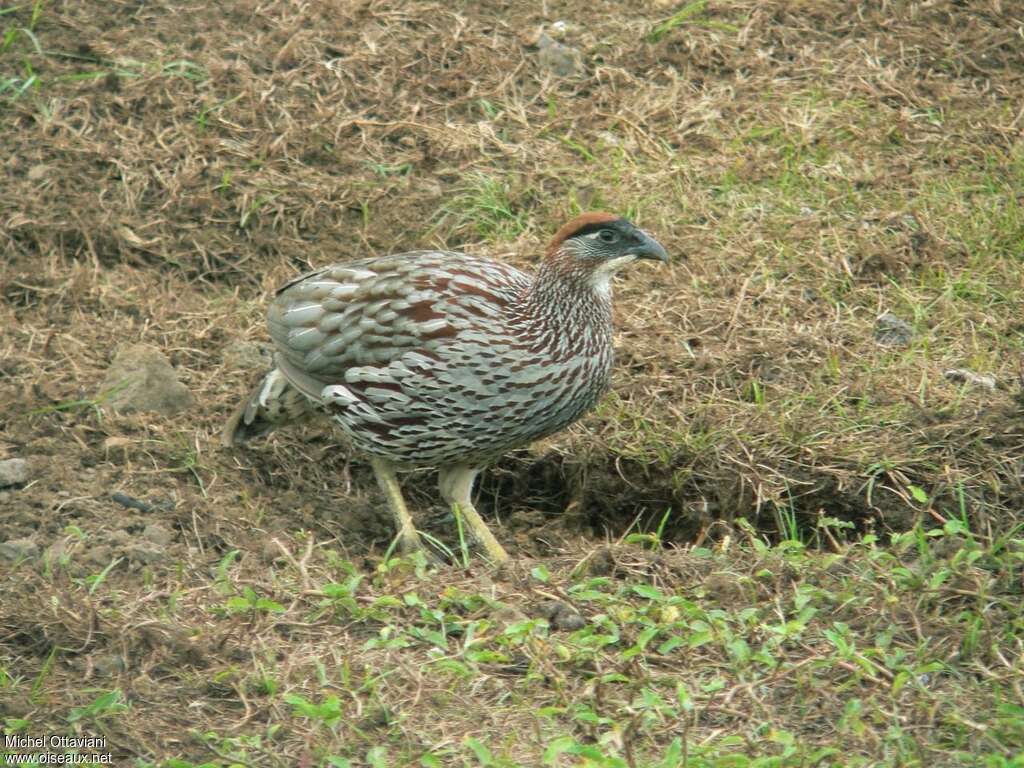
[632,230,669,262]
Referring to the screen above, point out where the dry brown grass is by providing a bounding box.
[1,0,1023,765]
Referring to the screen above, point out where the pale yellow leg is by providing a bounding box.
[438,466,510,563]
[370,458,428,557]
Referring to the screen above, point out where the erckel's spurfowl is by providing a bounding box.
[222,212,668,562]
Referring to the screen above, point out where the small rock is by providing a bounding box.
[100,344,193,416]
[103,436,134,453]
[260,540,283,563]
[0,538,39,563]
[581,546,616,576]
[92,653,127,677]
[107,529,132,548]
[142,523,173,547]
[944,369,997,392]
[534,600,586,631]
[111,492,161,513]
[535,600,565,620]
[0,458,28,487]
[84,544,114,568]
[552,610,586,631]
[223,340,273,371]
[27,164,50,181]
[0,694,32,718]
[874,312,913,347]
[128,546,164,565]
[549,20,571,37]
[537,32,584,78]
[491,604,529,626]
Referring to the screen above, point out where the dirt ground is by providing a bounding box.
[1,0,1023,765]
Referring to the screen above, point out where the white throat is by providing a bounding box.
[588,254,637,294]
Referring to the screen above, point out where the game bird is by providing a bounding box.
[222,212,668,562]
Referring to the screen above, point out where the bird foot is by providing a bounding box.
[394,529,444,566]
[452,502,511,564]
[475,536,511,565]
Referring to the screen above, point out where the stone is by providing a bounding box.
[944,369,997,392]
[27,164,50,181]
[537,33,584,78]
[535,600,586,630]
[260,539,284,563]
[142,523,173,547]
[0,458,28,487]
[874,312,913,347]
[92,654,127,677]
[84,544,114,568]
[100,344,193,416]
[0,538,39,563]
[552,610,586,631]
[128,546,164,565]
[490,604,529,626]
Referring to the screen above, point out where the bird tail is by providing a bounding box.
[221,368,315,447]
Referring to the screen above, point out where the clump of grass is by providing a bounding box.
[438,171,532,241]
[648,0,738,41]
[28,380,130,418]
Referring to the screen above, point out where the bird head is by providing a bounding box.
[545,212,668,287]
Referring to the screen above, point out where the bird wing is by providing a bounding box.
[266,250,529,405]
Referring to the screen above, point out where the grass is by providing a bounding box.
[647,1,737,43]
[27,380,130,417]
[1,0,207,103]
[439,171,533,241]
[4,528,1020,765]
[1,0,1023,764]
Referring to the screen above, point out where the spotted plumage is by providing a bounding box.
[223,212,668,562]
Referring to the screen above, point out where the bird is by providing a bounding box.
[222,212,668,563]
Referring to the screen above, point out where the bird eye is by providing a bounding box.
[598,229,619,243]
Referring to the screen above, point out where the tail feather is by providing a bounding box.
[221,368,315,447]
